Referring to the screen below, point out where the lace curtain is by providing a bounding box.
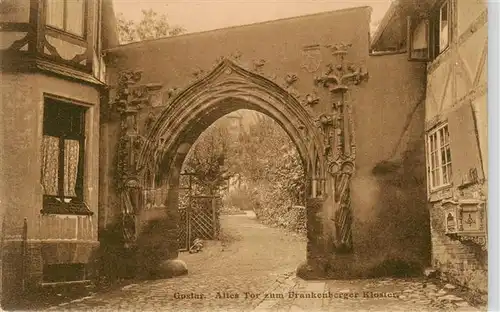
[42,136,80,197]
[45,0,64,30]
[45,0,84,36]
[66,0,84,36]
[64,139,80,197]
[42,135,59,196]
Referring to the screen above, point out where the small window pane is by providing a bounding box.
[443,126,450,143]
[46,0,64,29]
[66,0,85,36]
[446,148,452,163]
[432,171,439,187]
[442,165,449,184]
[441,149,447,165]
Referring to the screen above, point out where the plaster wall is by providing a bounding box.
[348,53,429,274]
[424,0,488,293]
[102,6,372,228]
[1,72,101,303]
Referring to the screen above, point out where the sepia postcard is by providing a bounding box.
[0,0,492,311]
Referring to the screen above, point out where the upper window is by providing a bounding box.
[41,98,91,215]
[438,1,450,53]
[427,124,453,190]
[45,0,85,37]
[407,0,451,61]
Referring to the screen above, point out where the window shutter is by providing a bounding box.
[447,103,484,186]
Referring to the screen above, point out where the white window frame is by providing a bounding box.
[438,0,450,54]
[427,123,453,191]
[45,0,86,38]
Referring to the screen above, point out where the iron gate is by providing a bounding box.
[178,172,221,251]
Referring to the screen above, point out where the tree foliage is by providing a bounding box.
[182,110,306,233]
[182,123,230,195]
[116,9,185,44]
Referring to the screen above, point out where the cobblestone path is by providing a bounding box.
[49,212,486,312]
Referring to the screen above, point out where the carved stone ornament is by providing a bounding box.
[301,44,322,73]
[326,42,352,55]
[164,87,179,102]
[441,198,487,251]
[285,73,298,87]
[231,50,242,61]
[112,70,162,247]
[144,112,157,134]
[314,63,369,94]
[303,92,320,107]
[312,43,369,253]
[192,68,206,79]
[253,59,266,72]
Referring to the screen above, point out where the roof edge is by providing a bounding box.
[105,5,372,53]
[370,0,401,49]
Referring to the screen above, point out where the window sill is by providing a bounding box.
[41,197,93,216]
[429,183,453,193]
[428,184,453,202]
[45,26,86,44]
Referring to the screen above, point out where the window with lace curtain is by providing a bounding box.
[45,0,86,37]
[41,98,92,215]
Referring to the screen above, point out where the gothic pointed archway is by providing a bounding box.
[138,59,324,181]
[129,59,328,275]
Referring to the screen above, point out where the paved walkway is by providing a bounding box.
[48,212,486,312]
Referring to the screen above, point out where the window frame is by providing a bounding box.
[431,0,451,59]
[41,96,92,215]
[427,123,453,192]
[407,0,452,62]
[44,0,88,39]
[437,0,450,54]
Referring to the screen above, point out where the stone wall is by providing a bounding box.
[429,203,487,293]
[103,7,430,279]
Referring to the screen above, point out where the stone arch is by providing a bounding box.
[137,59,325,192]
